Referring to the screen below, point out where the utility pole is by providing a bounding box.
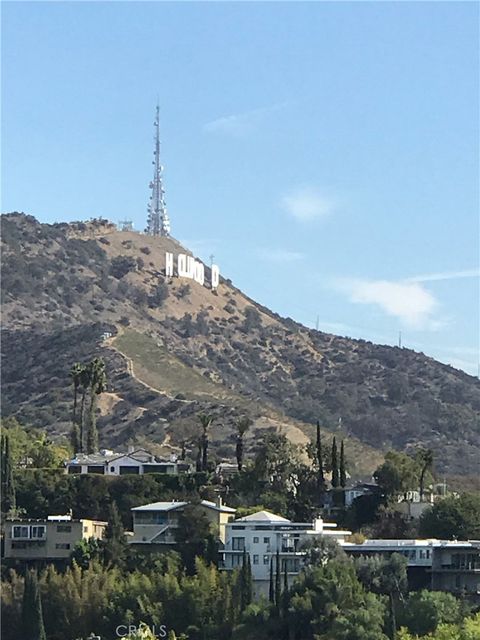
[398,331,402,348]
[146,104,170,237]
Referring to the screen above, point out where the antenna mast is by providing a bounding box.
[146,104,171,237]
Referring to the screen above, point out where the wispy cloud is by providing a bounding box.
[281,187,336,222]
[407,269,480,283]
[203,102,287,137]
[334,277,441,329]
[258,248,304,263]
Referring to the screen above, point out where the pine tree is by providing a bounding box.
[199,414,213,472]
[275,550,281,614]
[340,440,347,488]
[316,421,325,491]
[331,437,339,488]
[269,557,274,603]
[22,570,46,640]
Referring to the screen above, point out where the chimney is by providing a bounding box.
[216,495,223,508]
[127,445,134,455]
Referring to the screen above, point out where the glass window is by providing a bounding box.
[57,525,72,533]
[253,555,259,564]
[232,537,245,551]
[263,537,270,544]
[31,526,46,538]
[13,526,29,539]
[253,537,259,544]
[263,555,270,565]
[55,543,71,550]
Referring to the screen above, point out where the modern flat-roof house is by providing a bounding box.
[222,510,352,597]
[130,498,236,546]
[343,539,480,599]
[65,448,189,476]
[4,515,107,562]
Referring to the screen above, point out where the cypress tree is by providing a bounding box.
[331,437,339,488]
[316,421,325,491]
[269,557,274,603]
[103,501,126,566]
[2,435,16,513]
[340,440,347,488]
[282,562,289,619]
[275,550,281,613]
[22,570,46,640]
[240,549,248,610]
[245,553,253,606]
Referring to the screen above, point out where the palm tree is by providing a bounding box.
[78,364,91,454]
[199,414,213,472]
[417,448,434,501]
[86,358,107,454]
[235,417,252,471]
[69,363,83,453]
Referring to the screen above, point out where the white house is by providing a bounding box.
[222,510,351,597]
[65,448,185,476]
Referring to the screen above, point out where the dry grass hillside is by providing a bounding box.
[2,213,479,476]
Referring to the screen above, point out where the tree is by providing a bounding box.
[416,448,434,501]
[315,421,325,491]
[235,417,252,471]
[175,504,215,574]
[300,535,346,567]
[419,493,480,539]
[331,437,340,488]
[199,414,213,472]
[1,434,16,513]
[275,549,281,613]
[269,557,274,604]
[374,451,420,499]
[22,570,46,640]
[340,439,347,488]
[78,363,91,453]
[69,362,83,453]
[398,590,462,637]
[86,357,107,454]
[103,501,126,567]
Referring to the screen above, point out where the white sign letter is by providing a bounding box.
[211,265,220,290]
[178,254,188,277]
[186,256,195,278]
[193,261,205,286]
[165,252,174,277]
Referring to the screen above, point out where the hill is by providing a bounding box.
[2,212,479,476]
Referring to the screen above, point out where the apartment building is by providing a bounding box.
[130,498,236,546]
[222,510,351,597]
[4,515,107,561]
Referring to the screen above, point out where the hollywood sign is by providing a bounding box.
[165,252,220,290]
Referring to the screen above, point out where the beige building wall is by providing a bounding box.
[4,519,106,560]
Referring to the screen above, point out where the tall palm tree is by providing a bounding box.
[70,363,83,453]
[78,364,91,454]
[86,358,107,454]
[235,417,252,471]
[199,414,213,472]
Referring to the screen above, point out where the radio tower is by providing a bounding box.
[146,104,171,236]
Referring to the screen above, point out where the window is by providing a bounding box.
[12,526,29,539]
[31,526,46,538]
[263,537,270,544]
[55,543,71,550]
[253,537,259,544]
[12,542,27,549]
[110,466,115,472]
[57,525,72,533]
[253,555,259,564]
[232,537,245,551]
[68,465,81,474]
[231,555,242,567]
[263,555,270,565]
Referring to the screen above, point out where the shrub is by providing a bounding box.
[110,255,137,279]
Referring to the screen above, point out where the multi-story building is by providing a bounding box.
[344,538,480,598]
[222,510,351,597]
[4,515,107,562]
[130,498,236,546]
[65,448,190,476]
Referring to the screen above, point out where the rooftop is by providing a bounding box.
[131,501,188,512]
[236,510,291,523]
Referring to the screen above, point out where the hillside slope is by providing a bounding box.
[2,213,479,475]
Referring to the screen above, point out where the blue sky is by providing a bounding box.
[2,1,479,375]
